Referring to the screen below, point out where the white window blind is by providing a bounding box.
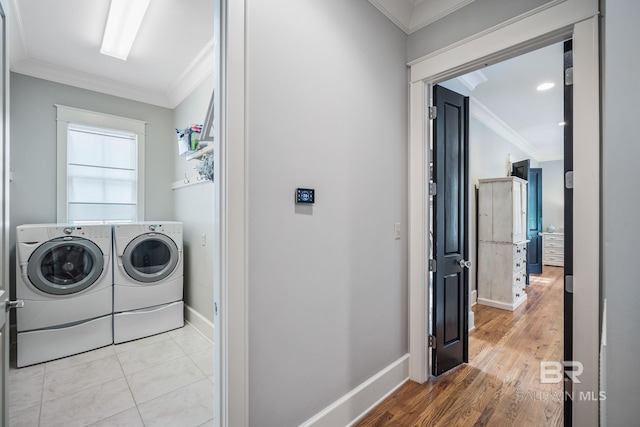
[67,125,138,222]
[56,105,146,223]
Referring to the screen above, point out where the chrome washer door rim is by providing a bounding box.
[27,237,105,295]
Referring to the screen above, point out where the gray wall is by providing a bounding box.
[10,73,175,297]
[173,75,215,323]
[468,116,535,293]
[407,0,551,62]
[539,160,564,231]
[246,0,408,425]
[602,0,640,424]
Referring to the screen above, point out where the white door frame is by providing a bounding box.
[215,0,248,426]
[407,1,600,426]
[0,0,9,424]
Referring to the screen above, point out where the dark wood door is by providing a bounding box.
[432,85,469,376]
[511,159,530,181]
[563,39,573,427]
[528,168,543,275]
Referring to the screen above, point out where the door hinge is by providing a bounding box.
[429,334,436,349]
[565,171,574,189]
[429,182,437,196]
[429,259,437,272]
[565,275,574,294]
[428,106,437,120]
[565,67,574,86]
[214,302,218,316]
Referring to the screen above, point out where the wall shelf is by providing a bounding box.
[172,173,210,190]
[186,144,213,161]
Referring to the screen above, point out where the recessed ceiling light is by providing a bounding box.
[537,82,555,91]
[101,0,151,61]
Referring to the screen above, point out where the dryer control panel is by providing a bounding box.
[54,226,111,239]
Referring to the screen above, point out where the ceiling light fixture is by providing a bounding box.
[536,82,555,91]
[100,0,151,60]
[559,121,567,126]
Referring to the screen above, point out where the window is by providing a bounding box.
[56,105,146,223]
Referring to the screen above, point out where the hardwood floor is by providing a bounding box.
[356,266,564,427]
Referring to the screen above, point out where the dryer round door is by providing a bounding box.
[27,237,105,295]
[122,233,179,283]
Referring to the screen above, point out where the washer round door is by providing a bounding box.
[122,233,179,283]
[27,237,105,295]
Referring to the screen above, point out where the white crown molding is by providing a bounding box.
[9,0,29,62]
[9,0,212,109]
[537,152,564,162]
[470,96,541,161]
[166,38,214,107]
[367,0,411,34]
[458,70,488,91]
[409,0,476,34]
[10,44,213,109]
[11,57,173,107]
[368,0,476,35]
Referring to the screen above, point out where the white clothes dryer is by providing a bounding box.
[15,224,113,367]
[113,222,184,343]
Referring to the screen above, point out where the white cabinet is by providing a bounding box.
[478,177,528,243]
[478,241,528,311]
[542,232,564,266]
[477,177,528,311]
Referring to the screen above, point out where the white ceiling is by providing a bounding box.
[9,0,214,109]
[369,0,565,162]
[441,42,565,161]
[10,0,563,159]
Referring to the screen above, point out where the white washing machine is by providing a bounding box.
[15,224,113,367]
[113,222,184,343]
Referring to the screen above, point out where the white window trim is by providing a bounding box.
[56,104,146,222]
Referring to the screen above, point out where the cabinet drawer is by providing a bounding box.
[513,271,526,287]
[513,286,525,302]
[545,240,564,249]
[513,256,527,273]
[544,233,564,242]
[544,247,564,256]
[543,254,565,266]
[513,243,527,258]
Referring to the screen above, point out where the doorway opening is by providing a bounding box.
[406,14,602,426]
[429,40,567,424]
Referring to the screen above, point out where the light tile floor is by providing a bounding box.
[8,324,214,427]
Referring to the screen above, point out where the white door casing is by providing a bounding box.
[407,1,600,426]
[0,0,9,424]
[214,0,249,426]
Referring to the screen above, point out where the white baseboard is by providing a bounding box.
[300,354,410,427]
[477,295,527,311]
[184,304,214,343]
[469,290,477,331]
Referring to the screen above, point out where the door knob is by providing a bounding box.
[6,300,24,311]
[458,259,471,269]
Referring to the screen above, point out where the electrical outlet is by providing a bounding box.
[201,234,207,246]
[394,223,401,240]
